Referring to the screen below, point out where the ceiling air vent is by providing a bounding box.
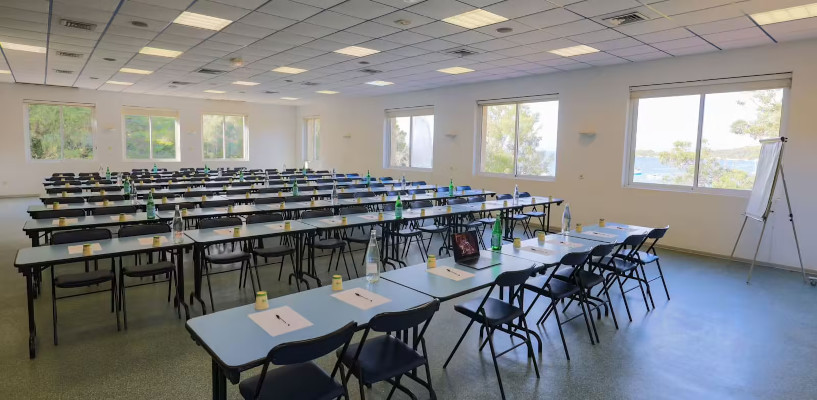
[359,68,382,74]
[170,81,192,85]
[56,51,83,58]
[603,12,648,26]
[54,69,74,74]
[446,48,480,57]
[301,82,319,86]
[60,19,97,31]
[196,68,226,75]
[264,91,278,94]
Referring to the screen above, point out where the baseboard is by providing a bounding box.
[0,194,39,199]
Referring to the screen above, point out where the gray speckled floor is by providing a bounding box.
[1,197,816,400]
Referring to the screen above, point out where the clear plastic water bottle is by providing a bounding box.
[562,203,572,233]
[146,192,156,219]
[401,175,406,190]
[331,181,338,204]
[513,184,519,205]
[332,168,336,180]
[365,230,380,283]
[172,205,184,244]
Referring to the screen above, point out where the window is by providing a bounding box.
[123,108,180,160]
[385,107,434,169]
[478,97,558,178]
[627,74,789,193]
[304,117,320,161]
[203,114,247,160]
[26,102,94,160]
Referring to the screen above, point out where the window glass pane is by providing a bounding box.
[28,104,62,160]
[389,117,410,168]
[151,116,177,159]
[224,115,244,159]
[203,115,224,159]
[481,104,517,175]
[632,95,700,186]
[517,101,558,176]
[125,115,151,159]
[313,119,320,161]
[62,106,94,159]
[699,89,783,190]
[410,115,433,168]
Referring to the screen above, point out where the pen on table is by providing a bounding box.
[446,268,461,277]
[355,292,373,302]
[276,314,290,326]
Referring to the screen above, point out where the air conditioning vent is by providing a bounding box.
[170,81,192,85]
[56,51,83,58]
[603,12,648,26]
[301,82,319,86]
[264,91,278,94]
[446,47,480,57]
[196,68,226,75]
[54,69,74,74]
[60,19,97,31]
[359,68,382,74]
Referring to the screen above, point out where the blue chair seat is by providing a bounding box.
[478,217,496,225]
[205,251,251,264]
[253,245,294,257]
[454,297,523,326]
[418,224,447,233]
[553,267,605,288]
[524,275,580,300]
[122,261,174,278]
[634,251,659,264]
[340,335,426,385]
[396,228,422,237]
[238,361,343,400]
[314,238,346,249]
[524,211,545,217]
[54,270,114,288]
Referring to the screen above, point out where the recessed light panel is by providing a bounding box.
[106,81,133,85]
[751,3,817,25]
[443,9,508,29]
[334,46,380,57]
[173,11,232,31]
[0,42,46,53]
[120,67,152,75]
[316,90,339,94]
[272,66,307,74]
[366,81,394,86]
[139,47,182,58]
[232,81,259,86]
[281,97,299,100]
[204,90,226,94]
[548,45,600,57]
[0,70,10,74]
[437,67,474,74]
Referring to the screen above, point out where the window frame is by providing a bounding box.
[623,74,791,197]
[303,116,320,162]
[24,101,97,162]
[201,113,249,161]
[383,106,435,171]
[121,107,181,162]
[476,95,559,181]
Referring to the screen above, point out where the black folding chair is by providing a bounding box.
[597,234,651,321]
[621,226,671,301]
[246,213,295,281]
[199,217,256,311]
[338,206,381,267]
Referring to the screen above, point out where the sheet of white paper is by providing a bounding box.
[137,237,168,245]
[545,238,585,248]
[67,243,102,254]
[248,306,313,337]
[331,287,391,310]
[265,223,285,231]
[213,228,242,236]
[319,218,344,225]
[582,231,616,239]
[51,218,79,225]
[610,225,638,231]
[519,246,555,256]
[427,267,474,282]
[359,214,380,221]
[109,215,134,221]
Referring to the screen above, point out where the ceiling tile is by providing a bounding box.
[469,38,517,51]
[635,27,694,44]
[494,45,541,56]
[484,0,557,19]
[687,16,754,36]
[284,22,337,38]
[444,30,495,45]
[715,36,772,50]
[188,0,252,21]
[373,11,434,30]
[210,32,258,46]
[544,19,606,37]
[568,27,624,43]
[647,0,734,16]
[517,8,583,29]
[259,1,323,21]
[566,0,641,18]
[386,46,429,57]
[301,38,349,51]
[607,44,658,57]
[118,1,179,23]
[614,17,677,35]
[624,51,671,61]
[131,0,192,11]
[404,0,474,19]
[413,38,458,51]
[321,30,370,45]
[381,30,433,45]
[222,22,276,38]
[474,20,534,38]
[590,36,642,50]
[332,0,398,19]
[651,36,708,51]
[665,43,718,56]
[346,21,401,37]
[239,12,299,30]
[304,11,366,30]
[210,0,268,10]
[290,0,346,8]
[410,21,465,37]
[504,29,557,45]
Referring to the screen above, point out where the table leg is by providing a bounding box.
[289,233,303,291]
[190,244,207,314]
[176,247,190,319]
[545,204,551,233]
[25,271,38,359]
[212,359,227,400]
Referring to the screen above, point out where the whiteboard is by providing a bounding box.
[745,139,783,221]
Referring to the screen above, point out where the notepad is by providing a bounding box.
[427,267,474,282]
[249,306,313,337]
[519,246,555,256]
[332,287,390,310]
[109,215,134,221]
[137,237,168,246]
[67,243,102,254]
[51,218,78,226]
[583,231,616,239]
[545,238,585,248]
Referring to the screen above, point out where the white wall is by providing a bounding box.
[297,39,817,272]
[0,83,298,196]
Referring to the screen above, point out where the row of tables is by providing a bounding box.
[186,222,652,400]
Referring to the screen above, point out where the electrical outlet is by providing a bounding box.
[579,174,584,180]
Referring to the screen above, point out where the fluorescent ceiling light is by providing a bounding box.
[139,47,182,58]
[0,70,10,74]
[334,46,380,57]
[173,11,232,31]
[443,9,508,29]
[437,67,474,74]
[272,66,307,74]
[548,45,600,57]
[751,3,817,25]
[0,42,46,53]
[316,90,339,94]
[120,67,152,75]
[281,97,299,100]
[366,80,393,86]
[232,81,259,86]
[106,80,133,85]
[204,90,225,94]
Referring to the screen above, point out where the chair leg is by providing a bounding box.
[615,274,633,322]
[602,284,619,330]
[51,272,58,346]
[655,259,670,300]
[486,329,506,400]
[443,319,475,368]
[552,302,570,360]
[633,269,651,312]
[205,262,215,312]
[640,265,656,308]
[113,276,120,332]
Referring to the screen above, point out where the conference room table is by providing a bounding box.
[185,277,433,400]
[14,232,193,359]
[27,199,146,216]
[23,212,172,247]
[563,222,652,243]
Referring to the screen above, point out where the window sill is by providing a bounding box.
[477,172,556,182]
[28,158,97,163]
[203,159,250,162]
[624,182,751,198]
[385,166,433,173]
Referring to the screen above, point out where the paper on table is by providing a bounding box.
[582,231,616,238]
[519,246,555,256]
[331,287,391,310]
[137,237,168,245]
[359,214,380,221]
[248,306,313,337]
[109,215,134,221]
[51,218,79,225]
[213,228,242,236]
[265,223,285,230]
[427,267,474,282]
[319,218,344,225]
[610,225,638,231]
[214,208,228,212]
[67,243,102,254]
[545,238,585,248]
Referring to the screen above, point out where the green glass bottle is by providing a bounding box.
[292,180,299,196]
[105,167,111,180]
[240,170,245,182]
[146,192,156,220]
[366,170,371,187]
[491,218,502,251]
[449,178,454,197]
[153,163,158,173]
[395,194,403,219]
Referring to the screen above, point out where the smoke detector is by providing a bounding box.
[230,57,244,67]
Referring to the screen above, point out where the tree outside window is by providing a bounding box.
[480,100,558,177]
[386,110,434,169]
[123,109,179,160]
[204,114,246,160]
[27,103,94,160]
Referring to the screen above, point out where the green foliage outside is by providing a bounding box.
[125,115,177,159]
[390,117,410,168]
[656,90,782,190]
[482,103,553,176]
[203,115,245,160]
[28,104,93,160]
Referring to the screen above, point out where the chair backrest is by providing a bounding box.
[589,243,617,258]
[496,194,512,200]
[368,299,440,333]
[436,187,449,192]
[199,217,242,229]
[316,185,333,190]
[255,197,284,205]
[92,205,138,216]
[52,228,112,245]
[467,196,486,203]
[455,185,471,191]
[201,200,234,208]
[382,203,395,211]
[46,187,82,194]
[257,187,281,193]
[448,198,466,205]
[32,209,85,219]
[559,250,591,267]
[354,191,376,198]
[156,202,193,211]
[268,321,357,366]
[302,210,332,219]
[618,234,648,258]
[226,189,251,195]
[286,195,311,202]
[519,192,531,198]
[42,197,85,205]
[411,200,433,209]
[379,177,393,181]
[119,223,170,237]
[411,181,426,186]
[648,226,669,240]
[246,213,284,224]
[339,206,367,215]
[338,193,355,199]
[386,191,403,196]
[88,194,125,202]
[495,266,537,288]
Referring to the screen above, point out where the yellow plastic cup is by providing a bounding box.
[513,238,521,248]
[332,275,343,291]
[284,221,291,231]
[427,255,436,268]
[233,227,241,237]
[58,217,66,226]
[599,218,606,227]
[82,243,92,256]
[119,213,126,222]
[576,223,583,233]
[152,236,161,247]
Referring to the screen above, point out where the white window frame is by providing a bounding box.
[122,107,181,161]
[202,113,249,161]
[303,116,320,163]
[384,106,435,171]
[476,95,559,181]
[624,73,791,196]
[24,100,96,162]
